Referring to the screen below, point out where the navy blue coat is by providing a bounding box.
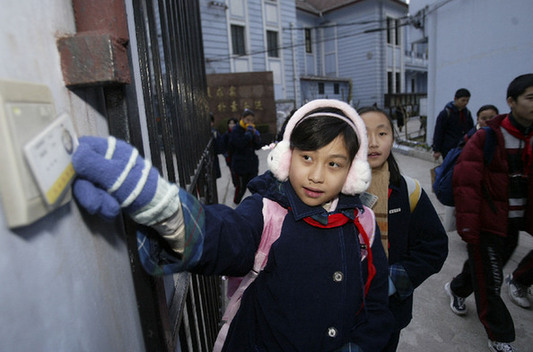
[432,102,474,158]
[229,123,261,175]
[190,172,394,351]
[387,176,448,330]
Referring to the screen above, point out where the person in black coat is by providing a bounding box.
[432,88,474,160]
[229,108,262,204]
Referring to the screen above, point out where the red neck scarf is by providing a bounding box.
[501,116,533,172]
[459,110,466,124]
[302,210,376,296]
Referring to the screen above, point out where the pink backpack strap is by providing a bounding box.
[355,205,376,296]
[213,198,287,352]
[357,205,375,261]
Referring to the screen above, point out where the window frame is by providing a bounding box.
[395,72,401,93]
[386,17,392,44]
[305,28,312,53]
[395,19,400,46]
[231,24,246,56]
[266,30,279,58]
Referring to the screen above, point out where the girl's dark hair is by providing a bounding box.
[357,105,402,187]
[476,104,499,117]
[290,108,359,162]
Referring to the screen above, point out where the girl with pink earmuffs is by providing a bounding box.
[71,99,393,352]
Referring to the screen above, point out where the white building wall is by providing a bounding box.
[410,0,533,145]
[0,1,144,351]
[201,0,232,74]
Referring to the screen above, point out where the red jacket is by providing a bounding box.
[453,114,533,244]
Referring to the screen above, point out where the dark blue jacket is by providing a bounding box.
[229,123,261,175]
[433,102,474,158]
[192,172,393,351]
[387,176,448,330]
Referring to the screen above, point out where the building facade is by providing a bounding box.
[200,0,424,131]
[296,0,412,109]
[201,0,298,105]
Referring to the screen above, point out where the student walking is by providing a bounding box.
[210,112,224,179]
[229,108,262,204]
[71,99,394,352]
[438,104,499,230]
[359,106,448,351]
[474,104,499,131]
[444,74,533,352]
[221,117,238,187]
[432,88,474,160]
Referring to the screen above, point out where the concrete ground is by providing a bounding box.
[215,133,533,351]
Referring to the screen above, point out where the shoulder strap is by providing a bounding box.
[253,198,287,272]
[213,198,287,352]
[403,175,422,212]
[355,206,376,296]
[482,126,497,165]
[356,205,375,256]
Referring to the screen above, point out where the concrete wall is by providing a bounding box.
[410,0,533,145]
[0,1,144,351]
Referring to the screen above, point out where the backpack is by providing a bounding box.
[361,175,422,213]
[432,127,496,206]
[404,175,422,212]
[213,198,376,352]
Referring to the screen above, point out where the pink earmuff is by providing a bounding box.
[267,99,370,195]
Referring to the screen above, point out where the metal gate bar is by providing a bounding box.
[126,0,223,351]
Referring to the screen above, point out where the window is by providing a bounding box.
[305,28,312,53]
[387,72,393,93]
[396,72,401,93]
[267,30,279,57]
[395,19,400,46]
[386,18,392,44]
[231,25,245,55]
[386,17,400,46]
[334,83,339,95]
[318,82,324,95]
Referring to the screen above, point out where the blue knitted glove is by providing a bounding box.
[72,136,180,225]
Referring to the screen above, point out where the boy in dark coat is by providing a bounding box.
[432,88,474,160]
[230,108,262,204]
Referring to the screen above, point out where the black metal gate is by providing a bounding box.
[104,0,223,351]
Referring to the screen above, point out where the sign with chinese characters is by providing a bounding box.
[206,71,276,140]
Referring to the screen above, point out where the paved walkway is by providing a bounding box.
[215,145,533,352]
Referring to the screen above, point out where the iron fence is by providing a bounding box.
[104,0,223,351]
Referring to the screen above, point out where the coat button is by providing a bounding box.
[333,271,344,282]
[327,327,337,338]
